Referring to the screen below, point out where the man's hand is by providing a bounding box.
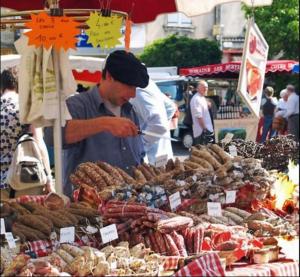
[103,117,139,137]
[65,116,139,144]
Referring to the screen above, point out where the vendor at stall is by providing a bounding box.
[49,50,149,197]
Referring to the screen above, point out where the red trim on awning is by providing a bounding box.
[72,69,102,84]
[179,60,298,77]
[1,0,177,24]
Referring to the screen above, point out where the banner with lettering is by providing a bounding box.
[237,18,269,118]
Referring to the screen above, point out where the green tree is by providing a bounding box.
[242,0,299,60]
[139,35,222,67]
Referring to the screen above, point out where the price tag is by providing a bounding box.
[60,227,75,243]
[1,218,5,234]
[86,12,123,48]
[222,133,234,144]
[169,191,181,211]
[100,224,118,244]
[207,202,222,217]
[5,232,16,249]
[155,154,168,168]
[226,190,237,204]
[229,145,238,157]
[25,12,79,50]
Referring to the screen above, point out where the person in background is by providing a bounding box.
[60,50,149,197]
[183,85,195,128]
[260,86,277,143]
[190,80,214,145]
[274,89,289,135]
[0,69,54,199]
[275,89,289,117]
[131,80,176,165]
[284,84,299,141]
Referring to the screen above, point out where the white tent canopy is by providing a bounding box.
[1,54,105,73]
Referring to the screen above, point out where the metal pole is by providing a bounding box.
[53,49,63,195]
[49,0,63,195]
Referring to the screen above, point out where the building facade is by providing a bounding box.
[143,2,247,62]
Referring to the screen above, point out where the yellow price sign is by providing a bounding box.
[86,12,123,48]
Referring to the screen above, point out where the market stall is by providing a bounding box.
[179,60,298,142]
[1,142,299,276]
[1,0,299,276]
[1,54,104,86]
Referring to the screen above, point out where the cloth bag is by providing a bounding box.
[6,134,47,197]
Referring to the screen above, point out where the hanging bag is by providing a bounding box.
[6,133,48,197]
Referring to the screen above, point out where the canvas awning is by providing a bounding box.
[1,0,273,24]
[179,60,298,78]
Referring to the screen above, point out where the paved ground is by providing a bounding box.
[172,141,190,161]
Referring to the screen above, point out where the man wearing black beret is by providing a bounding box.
[62,50,149,197]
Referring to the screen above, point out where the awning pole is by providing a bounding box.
[53,49,63,195]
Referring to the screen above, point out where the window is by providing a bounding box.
[167,13,192,27]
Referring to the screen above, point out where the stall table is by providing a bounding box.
[226,260,299,276]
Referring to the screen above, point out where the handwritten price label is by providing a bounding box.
[207,202,222,217]
[226,190,237,204]
[60,227,75,243]
[100,224,118,244]
[25,12,79,50]
[86,12,123,48]
[5,232,16,249]
[1,218,5,235]
[169,191,182,211]
[155,154,168,168]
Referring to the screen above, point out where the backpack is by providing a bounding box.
[6,133,47,196]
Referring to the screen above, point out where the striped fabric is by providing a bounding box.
[175,252,225,277]
[14,194,47,205]
[227,261,299,276]
[162,256,180,270]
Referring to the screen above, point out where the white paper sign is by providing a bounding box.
[5,232,16,248]
[169,191,181,211]
[222,133,234,144]
[155,154,168,167]
[100,224,118,244]
[1,218,5,234]
[229,145,238,157]
[60,227,75,243]
[226,190,237,204]
[207,202,222,217]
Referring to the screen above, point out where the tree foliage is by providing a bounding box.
[242,0,299,59]
[139,35,222,67]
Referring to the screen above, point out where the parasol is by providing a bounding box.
[1,0,273,24]
[179,60,298,78]
[292,64,299,74]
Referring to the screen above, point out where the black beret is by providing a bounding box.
[105,50,149,88]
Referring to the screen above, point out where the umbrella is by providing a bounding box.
[292,64,299,74]
[2,0,273,24]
